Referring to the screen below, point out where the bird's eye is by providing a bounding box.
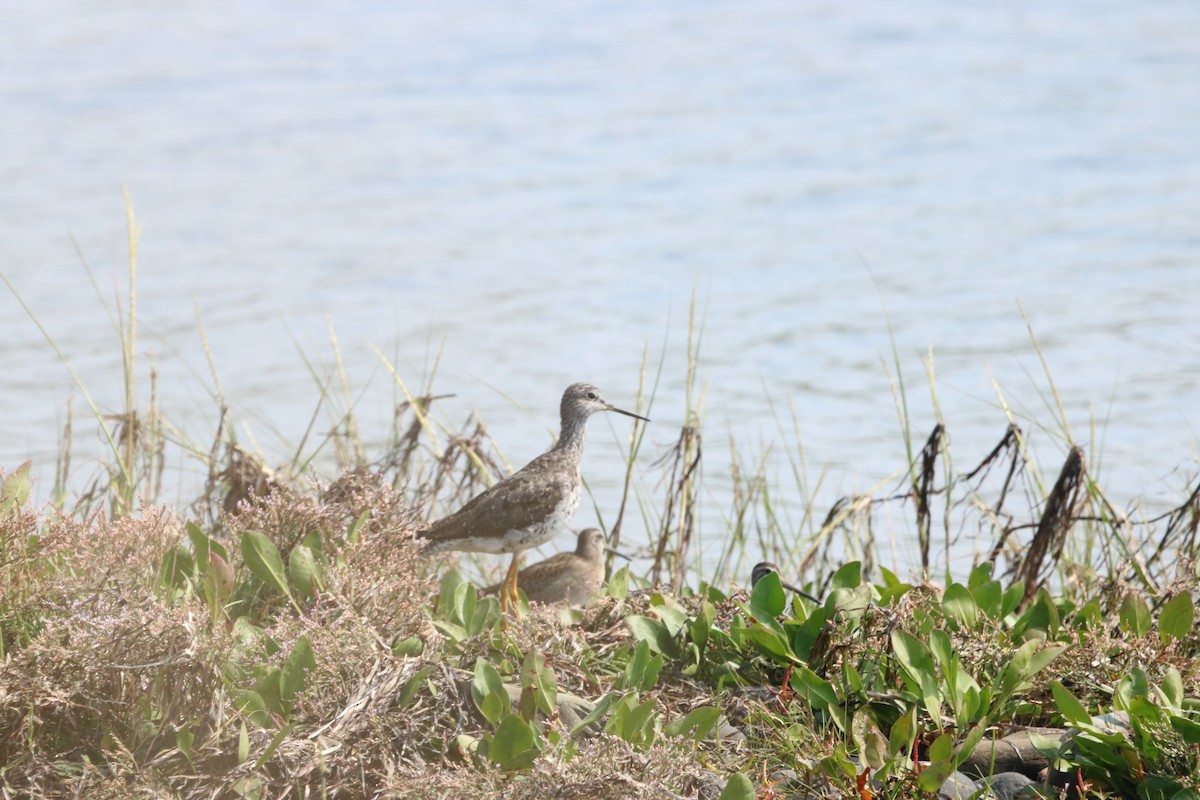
[586,391,597,400]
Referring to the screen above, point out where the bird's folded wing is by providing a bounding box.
[422,464,575,544]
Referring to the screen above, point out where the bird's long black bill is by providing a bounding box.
[781,580,822,605]
[608,404,650,423]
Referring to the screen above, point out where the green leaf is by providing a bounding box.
[280,636,316,706]
[786,609,828,663]
[789,666,847,729]
[431,619,468,643]
[967,561,993,589]
[1170,715,1200,745]
[488,714,540,770]
[160,545,196,591]
[741,626,798,665]
[235,689,272,728]
[1075,599,1103,629]
[623,697,658,745]
[252,723,295,770]
[972,579,1003,620]
[397,664,436,708]
[0,461,31,515]
[237,721,250,763]
[852,712,888,769]
[347,509,371,544]
[953,722,988,769]
[1159,592,1194,644]
[690,601,716,657]
[877,566,913,605]
[618,640,664,692]
[626,615,677,657]
[471,658,507,727]
[998,641,1066,700]
[655,602,691,636]
[187,521,211,567]
[392,636,424,657]
[480,692,506,727]
[842,661,864,695]
[520,649,557,718]
[750,571,787,616]
[929,629,954,671]
[454,582,477,628]
[606,692,659,746]
[891,629,940,726]
[1013,591,1059,639]
[917,733,957,791]
[253,669,284,716]
[878,581,913,606]
[1120,594,1152,638]
[879,565,904,589]
[790,666,839,707]
[718,772,755,800]
[435,568,464,619]
[240,531,292,599]
[607,564,631,599]
[468,596,501,637]
[943,583,979,628]
[1051,681,1090,725]
[1116,668,1150,711]
[287,544,324,600]
[570,691,618,736]
[176,727,195,762]
[888,709,916,759]
[831,561,862,589]
[665,706,720,740]
[1160,667,1184,709]
[472,657,505,699]
[1025,642,1067,676]
[829,583,874,617]
[1001,581,1025,618]
[926,729,955,762]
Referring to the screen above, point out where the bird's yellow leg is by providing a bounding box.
[508,569,521,613]
[500,554,521,616]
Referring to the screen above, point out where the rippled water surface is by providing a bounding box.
[3,1,1199,572]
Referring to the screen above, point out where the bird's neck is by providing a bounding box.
[552,413,588,461]
[578,538,604,561]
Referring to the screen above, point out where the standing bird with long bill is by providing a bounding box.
[419,383,648,612]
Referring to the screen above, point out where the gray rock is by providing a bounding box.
[957,727,1068,779]
[938,771,980,799]
[979,772,1036,800]
[768,767,798,785]
[694,773,726,800]
[715,717,747,744]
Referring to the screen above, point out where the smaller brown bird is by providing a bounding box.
[483,528,607,606]
[751,561,822,604]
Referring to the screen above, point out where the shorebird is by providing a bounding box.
[482,528,607,606]
[751,561,822,604]
[419,383,648,612]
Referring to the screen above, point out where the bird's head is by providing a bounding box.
[561,383,650,423]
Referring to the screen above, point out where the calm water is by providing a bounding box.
[3,1,1199,575]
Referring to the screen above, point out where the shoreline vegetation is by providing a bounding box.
[2,215,1200,799]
